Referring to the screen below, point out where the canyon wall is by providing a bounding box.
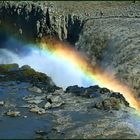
[76,17,140,96]
[0,1,84,44]
[0,1,140,95]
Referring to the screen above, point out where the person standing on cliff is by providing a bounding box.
[100,11,103,17]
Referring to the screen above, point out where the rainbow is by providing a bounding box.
[36,37,140,111]
[0,30,140,111]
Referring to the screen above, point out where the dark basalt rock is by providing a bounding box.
[66,85,129,110]
[100,88,110,94]
[65,85,110,98]
[65,85,85,96]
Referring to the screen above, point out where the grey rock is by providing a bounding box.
[51,96,63,103]
[44,102,52,109]
[28,86,42,94]
[23,95,45,105]
[30,106,46,115]
[6,111,20,117]
[27,99,43,104]
[51,102,64,108]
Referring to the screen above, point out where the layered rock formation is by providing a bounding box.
[0,64,140,139]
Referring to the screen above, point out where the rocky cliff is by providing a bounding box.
[0,1,139,44]
[76,13,140,97]
[0,1,84,44]
[0,1,140,96]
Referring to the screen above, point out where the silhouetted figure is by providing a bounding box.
[100,11,103,17]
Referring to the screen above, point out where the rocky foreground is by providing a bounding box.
[0,64,140,139]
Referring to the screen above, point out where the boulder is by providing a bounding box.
[44,102,52,109]
[6,110,20,117]
[28,86,42,94]
[65,85,85,96]
[94,95,129,111]
[65,85,108,98]
[30,106,46,115]
[27,99,43,104]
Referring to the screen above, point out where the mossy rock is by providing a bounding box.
[0,64,55,87]
[20,67,53,84]
[0,63,19,73]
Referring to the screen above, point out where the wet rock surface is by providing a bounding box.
[0,64,140,139]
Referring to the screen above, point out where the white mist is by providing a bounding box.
[0,47,94,88]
